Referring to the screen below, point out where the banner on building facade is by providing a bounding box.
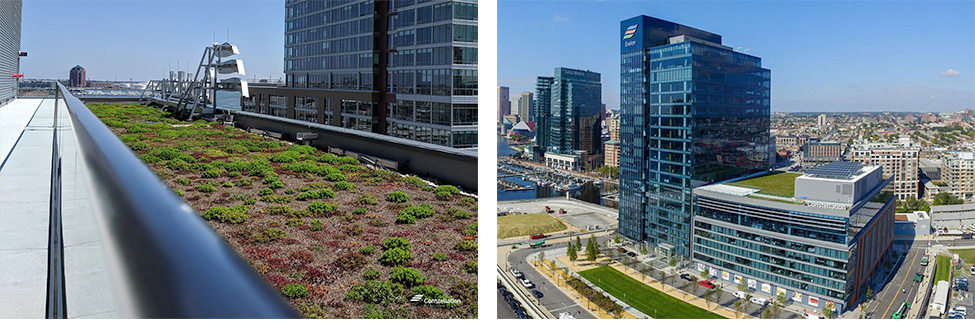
[762,283,771,293]
[809,296,820,306]
[792,291,803,303]
[748,279,756,289]
[734,275,743,284]
[721,271,730,281]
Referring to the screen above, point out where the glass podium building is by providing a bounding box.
[618,15,772,259]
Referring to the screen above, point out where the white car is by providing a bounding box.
[511,269,523,278]
[520,278,534,288]
[751,297,768,306]
[970,266,974,275]
[733,291,747,299]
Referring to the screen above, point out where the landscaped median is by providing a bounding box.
[579,266,725,319]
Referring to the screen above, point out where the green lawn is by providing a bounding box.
[497,213,566,239]
[935,255,952,283]
[728,172,801,198]
[948,249,975,262]
[578,266,725,319]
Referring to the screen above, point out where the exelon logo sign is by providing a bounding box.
[623,24,638,47]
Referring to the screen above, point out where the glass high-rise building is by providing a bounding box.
[245,0,478,149]
[618,15,771,259]
[529,76,553,161]
[531,68,601,170]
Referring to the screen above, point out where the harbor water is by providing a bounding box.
[496,135,615,206]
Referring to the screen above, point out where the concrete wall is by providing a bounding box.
[232,111,478,191]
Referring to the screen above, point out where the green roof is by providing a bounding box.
[727,172,802,198]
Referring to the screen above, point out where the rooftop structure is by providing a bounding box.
[0,0,21,106]
[929,203,975,232]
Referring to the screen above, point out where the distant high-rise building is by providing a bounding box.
[0,0,21,105]
[516,91,533,121]
[803,141,843,162]
[244,1,478,149]
[942,151,975,201]
[618,15,771,259]
[529,77,554,161]
[817,113,828,127]
[851,142,920,200]
[542,67,602,171]
[69,65,86,88]
[604,112,621,167]
[498,86,510,125]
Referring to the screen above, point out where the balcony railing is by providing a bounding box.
[52,82,298,318]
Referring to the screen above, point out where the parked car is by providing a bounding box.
[699,280,716,289]
[950,307,967,316]
[627,251,637,258]
[914,272,924,282]
[970,266,975,275]
[680,273,693,281]
[532,289,544,299]
[517,309,529,319]
[733,291,747,299]
[520,278,535,288]
[529,233,546,240]
[751,297,768,306]
[510,268,523,278]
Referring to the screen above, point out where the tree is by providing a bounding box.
[640,264,649,282]
[701,269,710,281]
[567,242,578,262]
[734,300,744,319]
[934,192,964,206]
[822,306,833,319]
[576,236,582,250]
[538,251,546,266]
[864,285,873,301]
[744,294,753,316]
[715,285,724,307]
[659,269,667,289]
[640,245,648,255]
[585,235,598,263]
[704,289,714,310]
[621,255,630,272]
[614,233,621,245]
[737,282,748,292]
[669,257,677,269]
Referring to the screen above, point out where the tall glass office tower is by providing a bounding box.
[247,0,477,149]
[618,15,771,259]
[530,76,553,160]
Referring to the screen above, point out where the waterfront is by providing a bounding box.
[496,136,616,206]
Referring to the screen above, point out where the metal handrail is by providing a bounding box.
[57,82,298,318]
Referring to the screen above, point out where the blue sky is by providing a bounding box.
[499,0,975,113]
[20,0,284,82]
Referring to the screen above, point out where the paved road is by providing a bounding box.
[507,238,610,319]
[866,240,925,319]
[497,289,519,319]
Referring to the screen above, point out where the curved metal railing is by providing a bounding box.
[57,82,298,318]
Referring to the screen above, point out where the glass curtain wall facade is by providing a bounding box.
[548,68,602,156]
[282,0,477,149]
[618,15,771,258]
[530,76,553,160]
[0,0,21,106]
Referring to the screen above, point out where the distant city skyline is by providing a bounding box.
[499,0,975,113]
[20,1,285,82]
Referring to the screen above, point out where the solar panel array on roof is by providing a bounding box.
[804,161,864,179]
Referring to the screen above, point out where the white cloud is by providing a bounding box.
[940,68,961,77]
[553,13,569,23]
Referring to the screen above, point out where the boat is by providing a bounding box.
[564,183,581,191]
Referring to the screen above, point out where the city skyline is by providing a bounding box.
[499,0,975,113]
